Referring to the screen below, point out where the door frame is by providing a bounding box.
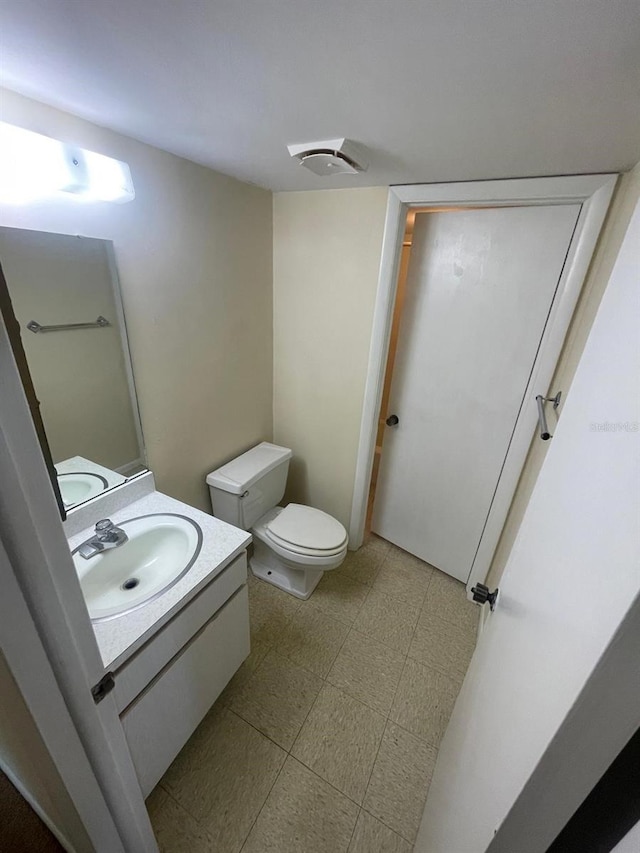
[0,312,159,850]
[349,175,617,593]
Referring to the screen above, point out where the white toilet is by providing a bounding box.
[206,442,348,599]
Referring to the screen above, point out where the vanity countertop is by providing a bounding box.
[67,490,252,671]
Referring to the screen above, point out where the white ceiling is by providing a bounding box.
[1,0,639,191]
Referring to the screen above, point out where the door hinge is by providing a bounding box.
[91,672,115,704]
[471,583,499,611]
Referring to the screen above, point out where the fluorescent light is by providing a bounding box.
[81,149,134,202]
[0,123,73,203]
[0,122,135,204]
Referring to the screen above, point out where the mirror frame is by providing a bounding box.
[102,238,147,477]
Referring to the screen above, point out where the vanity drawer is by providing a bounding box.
[113,551,247,712]
[121,584,250,798]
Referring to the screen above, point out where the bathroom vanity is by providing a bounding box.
[66,479,252,797]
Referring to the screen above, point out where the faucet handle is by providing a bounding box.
[95,519,114,532]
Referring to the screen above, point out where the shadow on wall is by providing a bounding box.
[284,456,308,508]
[0,770,64,852]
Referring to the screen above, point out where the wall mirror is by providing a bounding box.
[0,227,147,514]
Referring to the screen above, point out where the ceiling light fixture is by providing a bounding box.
[287,138,368,176]
[0,122,135,205]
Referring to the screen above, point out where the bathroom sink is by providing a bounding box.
[58,472,109,507]
[72,513,203,621]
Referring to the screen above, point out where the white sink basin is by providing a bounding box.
[58,472,109,508]
[73,513,203,621]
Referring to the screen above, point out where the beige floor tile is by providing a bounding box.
[373,552,433,605]
[275,606,350,677]
[242,756,359,853]
[340,543,386,586]
[390,658,461,747]
[219,636,271,706]
[353,589,420,654]
[384,545,432,571]
[327,629,405,715]
[363,533,392,555]
[364,722,438,842]
[384,544,435,576]
[248,578,302,646]
[228,650,322,749]
[161,706,285,852]
[146,786,215,853]
[409,612,475,677]
[348,809,412,853]
[304,571,369,624]
[422,569,480,633]
[292,683,386,803]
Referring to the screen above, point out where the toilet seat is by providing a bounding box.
[265,504,347,557]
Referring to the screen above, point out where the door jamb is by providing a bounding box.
[348,175,617,594]
[0,314,159,850]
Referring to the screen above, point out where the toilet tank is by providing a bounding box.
[206,442,293,530]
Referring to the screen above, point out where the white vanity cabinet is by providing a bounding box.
[115,552,250,797]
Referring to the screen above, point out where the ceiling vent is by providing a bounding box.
[287,138,368,176]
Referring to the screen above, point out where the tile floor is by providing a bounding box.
[147,535,479,853]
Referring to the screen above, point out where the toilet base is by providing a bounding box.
[250,554,323,600]
[249,517,347,600]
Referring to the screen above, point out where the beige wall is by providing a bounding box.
[0,229,140,470]
[0,652,91,852]
[273,187,388,529]
[487,161,640,586]
[0,89,273,512]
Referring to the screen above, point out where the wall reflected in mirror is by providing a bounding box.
[0,227,147,510]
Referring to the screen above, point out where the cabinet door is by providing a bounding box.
[114,552,247,712]
[121,585,249,797]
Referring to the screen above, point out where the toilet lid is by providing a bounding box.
[266,504,348,552]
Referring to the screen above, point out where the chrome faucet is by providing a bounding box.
[78,519,128,559]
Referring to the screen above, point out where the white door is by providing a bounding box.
[416,200,640,852]
[372,204,581,581]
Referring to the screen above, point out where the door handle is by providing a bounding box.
[386,415,399,426]
[535,391,562,441]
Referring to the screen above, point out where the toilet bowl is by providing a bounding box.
[251,505,348,598]
[206,443,348,599]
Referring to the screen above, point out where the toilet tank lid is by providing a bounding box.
[206,442,293,495]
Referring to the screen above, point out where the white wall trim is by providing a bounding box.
[348,190,405,550]
[348,175,617,593]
